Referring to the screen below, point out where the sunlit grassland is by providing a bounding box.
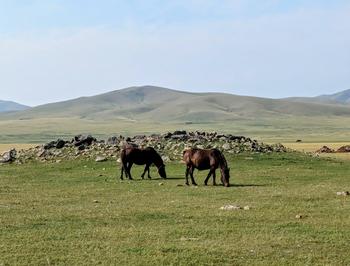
[0,144,37,154]
[1,153,350,265]
[284,142,350,161]
[1,115,350,143]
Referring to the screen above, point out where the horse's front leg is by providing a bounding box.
[141,164,147,179]
[189,167,197,186]
[127,162,133,180]
[147,165,152,179]
[204,169,212,186]
[212,169,217,186]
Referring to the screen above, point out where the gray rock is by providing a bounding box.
[222,143,231,150]
[0,149,17,163]
[95,156,107,162]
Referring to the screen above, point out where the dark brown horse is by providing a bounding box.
[120,146,166,180]
[183,148,230,187]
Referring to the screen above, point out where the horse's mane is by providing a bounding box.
[213,148,228,169]
[146,147,164,166]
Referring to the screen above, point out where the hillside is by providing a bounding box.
[1,86,350,143]
[0,100,29,112]
[316,89,350,104]
[1,86,350,122]
[286,89,350,105]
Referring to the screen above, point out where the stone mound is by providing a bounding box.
[3,131,287,164]
[337,145,350,153]
[315,146,335,153]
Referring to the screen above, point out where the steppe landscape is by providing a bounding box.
[1,1,349,265]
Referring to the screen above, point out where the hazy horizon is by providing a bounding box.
[1,0,349,106]
[3,85,350,108]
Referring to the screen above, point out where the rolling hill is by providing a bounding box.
[0,100,29,113]
[1,86,350,143]
[1,86,350,122]
[286,89,350,105]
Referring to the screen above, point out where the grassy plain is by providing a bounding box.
[283,142,350,161]
[0,144,37,154]
[1,153,350,265]
[1,115,350,143]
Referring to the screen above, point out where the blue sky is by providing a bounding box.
[0,0,349,105]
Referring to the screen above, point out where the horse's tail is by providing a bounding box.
[120,149,127,166]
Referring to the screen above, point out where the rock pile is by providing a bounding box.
[2,131,287,164]
[337,145,350,153]
[316,146,335,153]
[0,149,17,163]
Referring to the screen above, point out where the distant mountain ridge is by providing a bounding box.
[1,86,350,123]
[0,100,29,112]
[286,89,350,105]
[316,89,350,104]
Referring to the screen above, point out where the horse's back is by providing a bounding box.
[121,146,161,165]
[183,148,217,169]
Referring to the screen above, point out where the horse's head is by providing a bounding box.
[158,164,167,179]
[222,167,230,187]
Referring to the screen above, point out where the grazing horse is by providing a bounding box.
[183,148,230,187]
[120,146,166,180]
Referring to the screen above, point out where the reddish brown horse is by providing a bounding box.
[183,148,230,187]
[120,146,166,180]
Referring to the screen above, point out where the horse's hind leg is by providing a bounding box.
[185,166,190,185]
[147,165,151,179]
[120,165,124,180]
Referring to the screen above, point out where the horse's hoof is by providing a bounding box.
[185,182,190,186]
[193,183,198,186]
[204,183,208,186]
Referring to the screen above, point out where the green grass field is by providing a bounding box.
[1,152,350,265]
[1,115,350,144]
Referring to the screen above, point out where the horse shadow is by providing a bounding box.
[230,183,267,187]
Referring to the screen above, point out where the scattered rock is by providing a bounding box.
[161,155,170,162]
[336,191,350,196]
[337,145,350,153]
[95,156,107,162]
[316,146,335,153]
[295,214,304,219]
[73,135,96,147]
[222,143,231,151]
[158,182,164,186]
[220,205,242,210]
[243,206,251,210]
[93,200,99,203]
[0,149,17,163]
[106,136,119,145]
